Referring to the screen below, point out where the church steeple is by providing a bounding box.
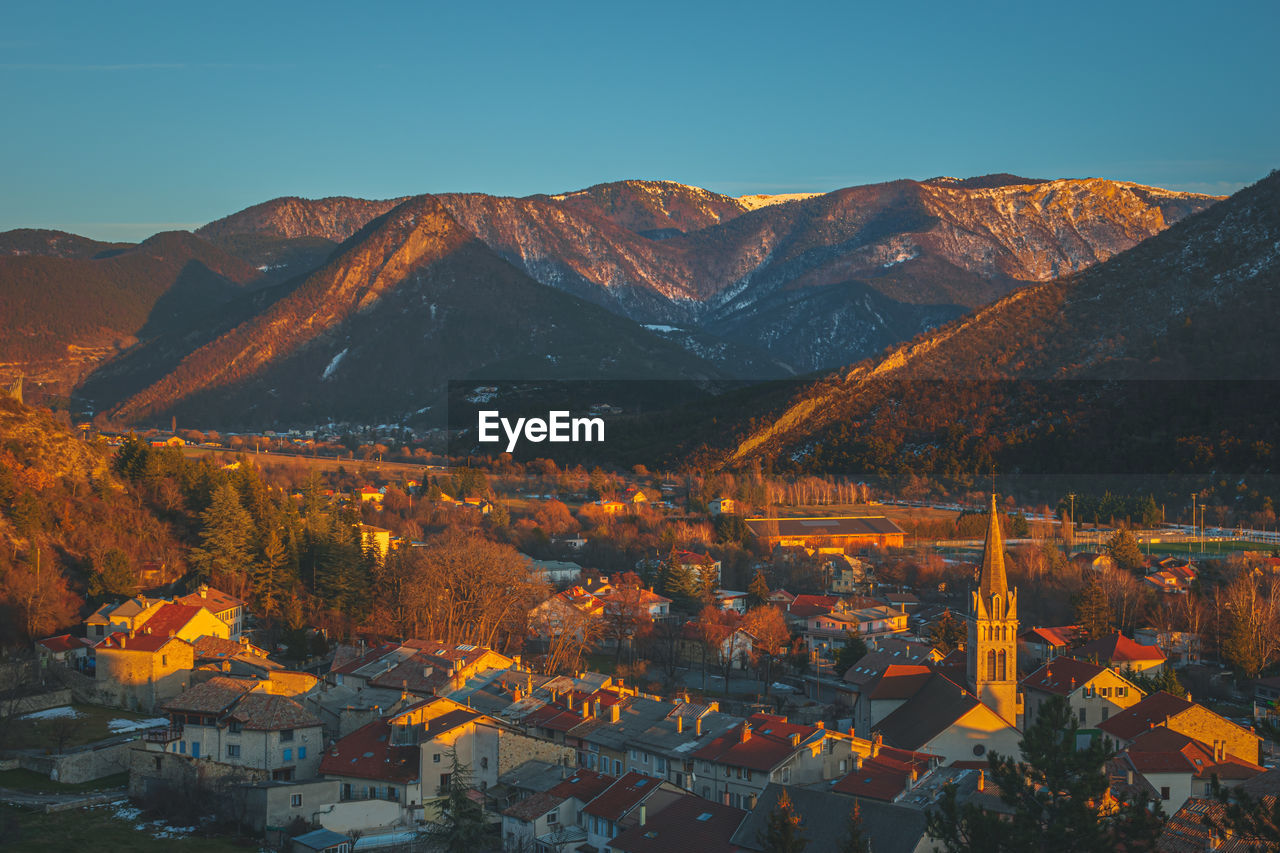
[978,492,1008,602]
[967,492,1019,726]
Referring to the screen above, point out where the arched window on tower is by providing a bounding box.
[987,649,997,682]
[997,649,1007,681]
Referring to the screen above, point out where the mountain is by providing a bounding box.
[105,197,736,429]
[721,171,1280,490]
[0,228,131,259]
[200,177,1221,372]
[0,231,261,395]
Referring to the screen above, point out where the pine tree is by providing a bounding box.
[1072,576,1113,642]
[190,482,254,584]
[1106,528,1145,573]
[747,570,771,609]
[926,694,1164,853]
[429,748,488,852]
[759,790,808,853]
[928,609,967,654]
[88,548,136,598]
[838,801,871,853]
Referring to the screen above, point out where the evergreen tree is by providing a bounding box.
[928,609,968,654]
[88,548,136,598]
[1105,528,1145,573]
[429,749,488,852]
[190,482,254,584]
[747,570,772,609]
[838,801,871,853]
[1072,576,1114,642]
[834,635,869,676]
[759,790,808,853]
[925,694,1164,853]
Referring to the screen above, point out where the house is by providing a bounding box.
[1099,691,1263,765]
[713,589,749,613]
[358,486,384,505]
[1134,628,1203,668]
[149,433,186,448]
[319,696,572,831]
[731,784,930,853]
[836,636,943,718]
[175,585,247,639]
[690,714,857,809]
[1156,770,1280,852]
[35,633,91,669]
[526,557,584,586]
[609,792,746,853]
[1143,562,1197,594]
[674,551,721,586]
[528,587,606,642]
[804,604,908,657]
[135,601,231,644]
[1253,675,1280,727]
[95,631,194,711]
[830,740,941,803]
[143,676,324,781]
[745,516,906,550]
[598,500,630,515]
[552,534,587,550]
[238,779,342,846]
[1071,632,1166,673]
[1021,657,1146,729]
[1118,726,1265,812]
[852,665,935,737]
[581,771,683,850]
[192,635,283,678]
[872,672,1022,766]
[84,596,166,640]
[1017,626,1082,669]
[709,498,736,516]
[627,490,649,504]
[502,768,613,851]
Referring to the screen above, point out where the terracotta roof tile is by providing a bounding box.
[1021,658,1107,695]
[164,676,257,714]
[582,771,665,822]
[230,693,321,731]
[319,718,419,783]
[502,790,566,822]
[610,794,745,853]
[548,768,614,802]
[1097,692,1193,741]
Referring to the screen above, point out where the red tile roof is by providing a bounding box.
[230,693,322,731]
[96,631,191,654]
[832,747,937,801]
[787,595,841,619]
[319,718,419,783]
[136,603,210,639]
[548,768,615,802]
[175,586,244,614]
[1126,727,1265,780]
[1097,692,1193,741]
[867,665,933,701]
[164,676,257,714]
[691,715,823,773]
[1021,658,1107,695]
[37,634,87,653]
[1072,632,1165,665]
[582,771,665,822]
[1018,626,1082,647]
[610,793,746,853]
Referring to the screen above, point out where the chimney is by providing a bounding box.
[695,716,702,736]
[977,770,985,792]
[581,704,589,719]
[1126,769,1134,786]
[853,754,863,771]
[722,791,731,806]
[594,699,602,719]
[566,693,574,711]
[609,704,620,723]
[816,721,824,729]
[512,686,522,703]
[1214,740,1225,762]
[871,733,882,758]
[639,804,646,827]
[789,732,800,746]
[676,714,684,733]
[422,666,434,680]
[199,583,208,598]
[748,793,758,809]
[119,635,127,649]
[740,724,752,744]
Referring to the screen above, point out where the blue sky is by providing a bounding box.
[2,1,1276,241]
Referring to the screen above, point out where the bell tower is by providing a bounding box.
[967,493,1019,725]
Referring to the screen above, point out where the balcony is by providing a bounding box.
[143,726,183,744]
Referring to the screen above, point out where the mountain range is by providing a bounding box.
[717,170,1280,490]
[0,174,1224,428]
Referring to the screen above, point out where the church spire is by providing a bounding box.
[978,492,1007,601]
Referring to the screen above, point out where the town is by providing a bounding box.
[1,413,1278,852]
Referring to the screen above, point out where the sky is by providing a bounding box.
[2,1,1277,242]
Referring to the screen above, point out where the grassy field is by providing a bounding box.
[0,803,253,852]
[8,704,156,752]
[0,768,128,793]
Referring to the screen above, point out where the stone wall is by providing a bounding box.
[18,737,134,784]
[127,745,269,798]
[496,727,575,776]
[9,688,73,715]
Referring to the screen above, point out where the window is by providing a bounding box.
[283,748,292,761]
[1079,707,1087,724]
[1160,787,1170,800]
[161,655,167,667]
[179,741,186,754]
[387,787,398,802]
[228,721,242,734]
[95,625,104,636]
[291,794,303,808]
[547,812,558,824]
[614,759,622,775]
[226,744,241,758]
[298,746,306,759]
[368,786,378,800]
[433,753,442,763]
[480,756,487,769]
[280,729,295,742]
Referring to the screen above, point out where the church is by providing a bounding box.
[868,495,1023,764]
